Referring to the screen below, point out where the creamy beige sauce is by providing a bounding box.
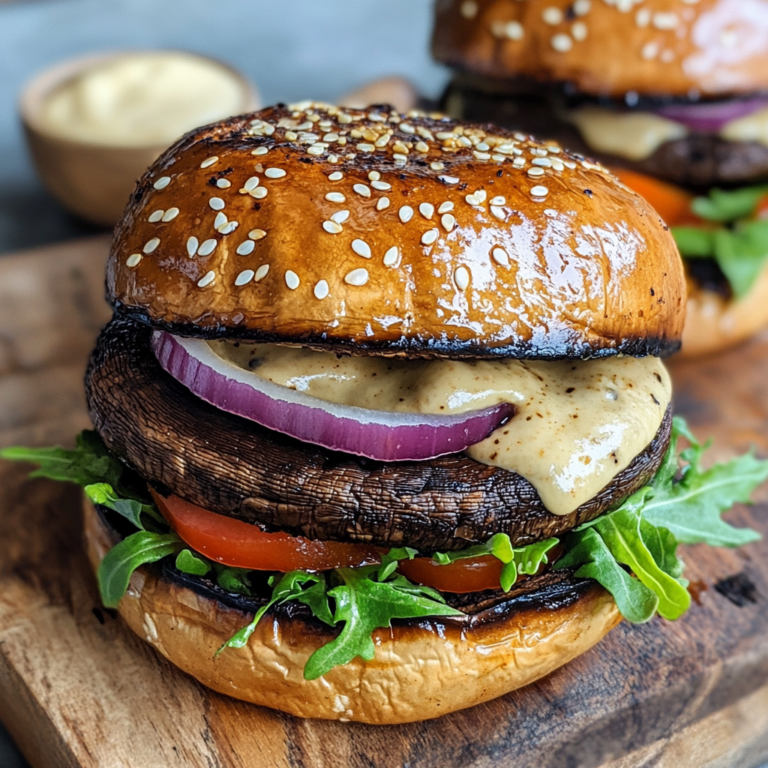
[210,341,671,517]
[568,107,689,161]
[40,52,247,146]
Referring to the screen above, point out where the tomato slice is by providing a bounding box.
[755,193,768,220]
[151,489,380,571]
[612,168,702,226]
[398,555,504,593]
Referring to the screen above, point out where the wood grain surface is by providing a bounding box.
[1,237,768,768]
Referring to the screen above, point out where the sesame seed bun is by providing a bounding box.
[84,496,621,724]
[108,103,685,359]
[680,260,768,357]
[432,0,768,99]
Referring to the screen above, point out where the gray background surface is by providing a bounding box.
[0,1,443,764]
[0,0,447,255]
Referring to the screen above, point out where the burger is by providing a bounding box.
[432,0,768,356]
[3,103,766,724]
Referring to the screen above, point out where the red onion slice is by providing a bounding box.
[152,331,515,462]
[654,97,768,133]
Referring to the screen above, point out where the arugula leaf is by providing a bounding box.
[219,571,330,653]
[433,533,558,592]
[213,564,253,595]
[645,417,768,547]
[672,227,714,258]
[98,531,182,608]
[713,221,768,299]
[85,482,164,529]
[691,185,768,222]
[1,431,125,488]
[303,567,463,680]
[175,549,211,577]
[377,547,418,580]
[558,528,660,623]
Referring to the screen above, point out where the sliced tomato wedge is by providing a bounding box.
[613,168,702,226]
[151,489,380,571]
[398,555,504,594]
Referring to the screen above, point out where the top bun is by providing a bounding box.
[432,0,768,99]
[108,103,685,359]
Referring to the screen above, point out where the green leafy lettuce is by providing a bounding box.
[671,185,768,298]
[4,420,767,678]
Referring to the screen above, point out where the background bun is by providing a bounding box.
[432,0,768,98]
[85,498,621,724]
[109,103,685,359]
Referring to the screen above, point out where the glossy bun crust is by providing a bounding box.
[432,0,768,99]
[85,498,621,724]
[109,103,685,359]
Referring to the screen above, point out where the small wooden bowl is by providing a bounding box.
[20,51,259,227]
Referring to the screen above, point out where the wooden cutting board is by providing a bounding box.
[2,237,768,768]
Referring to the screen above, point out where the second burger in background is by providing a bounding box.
[433,0,768,355]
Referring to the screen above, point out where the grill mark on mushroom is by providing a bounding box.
[86,317,673,552]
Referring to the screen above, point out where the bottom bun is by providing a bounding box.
[682,263,768,357]
[84,497,621,724]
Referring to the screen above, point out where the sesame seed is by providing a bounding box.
[250,187,268,199]
[249,229,267,240]
[437,132,455,140]
[153,176,171,190]
[383,246,400,267]
[572,21,587,41]
[209,197,225,211]
[326,192,346,203]
[399,205,414,223]
[323,220,343,234]
[162,207,179,222]
[148,209,164,223]
[504,21,524,40]
[573,0,590,14]
[368,171,381,181]
[492,247,510,267]
[642,41,659,60]
[219,220,239,235]
[186,237,198,257]
[421,229,439,245]
[393,153,408,163]
[551,33,573,52]
[490,196,506,206]
[200,156,219,169]
[528,167,546,177]
[214,212,228,230]
[653,12,678,30]
[438,201,454,214]
[197,271,216,288]
[307,145,325,156]
[237,240,255,256]
[415,141,430,154]
[473,151,491,161]
[532,157,552,167]
[331,210,350,224]
[216,178,231,189]
[254,264,270,281]
[377,197,390,211]
[441,213,456,232]
[357,143,375,152]
[439,175,460,184]
[197,239,217,256]
[490,206,506,220]
[143,238,160,254]
[244,177,260,192]
[399,122,416,134]
[329,171,344,181]
[454,266,470,291]
[419,203,435,219]
[543,7,563,25]
[323,133,339,142]
[314,280,330,300]
[352,239,372,258]
[371,180,392,191]
[513,157,526,167]
[353,184,371,198]
[285,270,300,290]
[126,253,142,268]
[460,0,478,19]
[344,268,369,286]
[252,146,269,155]
[235,269,254,286]
[265,168,287,179]
[530,185,549,198]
